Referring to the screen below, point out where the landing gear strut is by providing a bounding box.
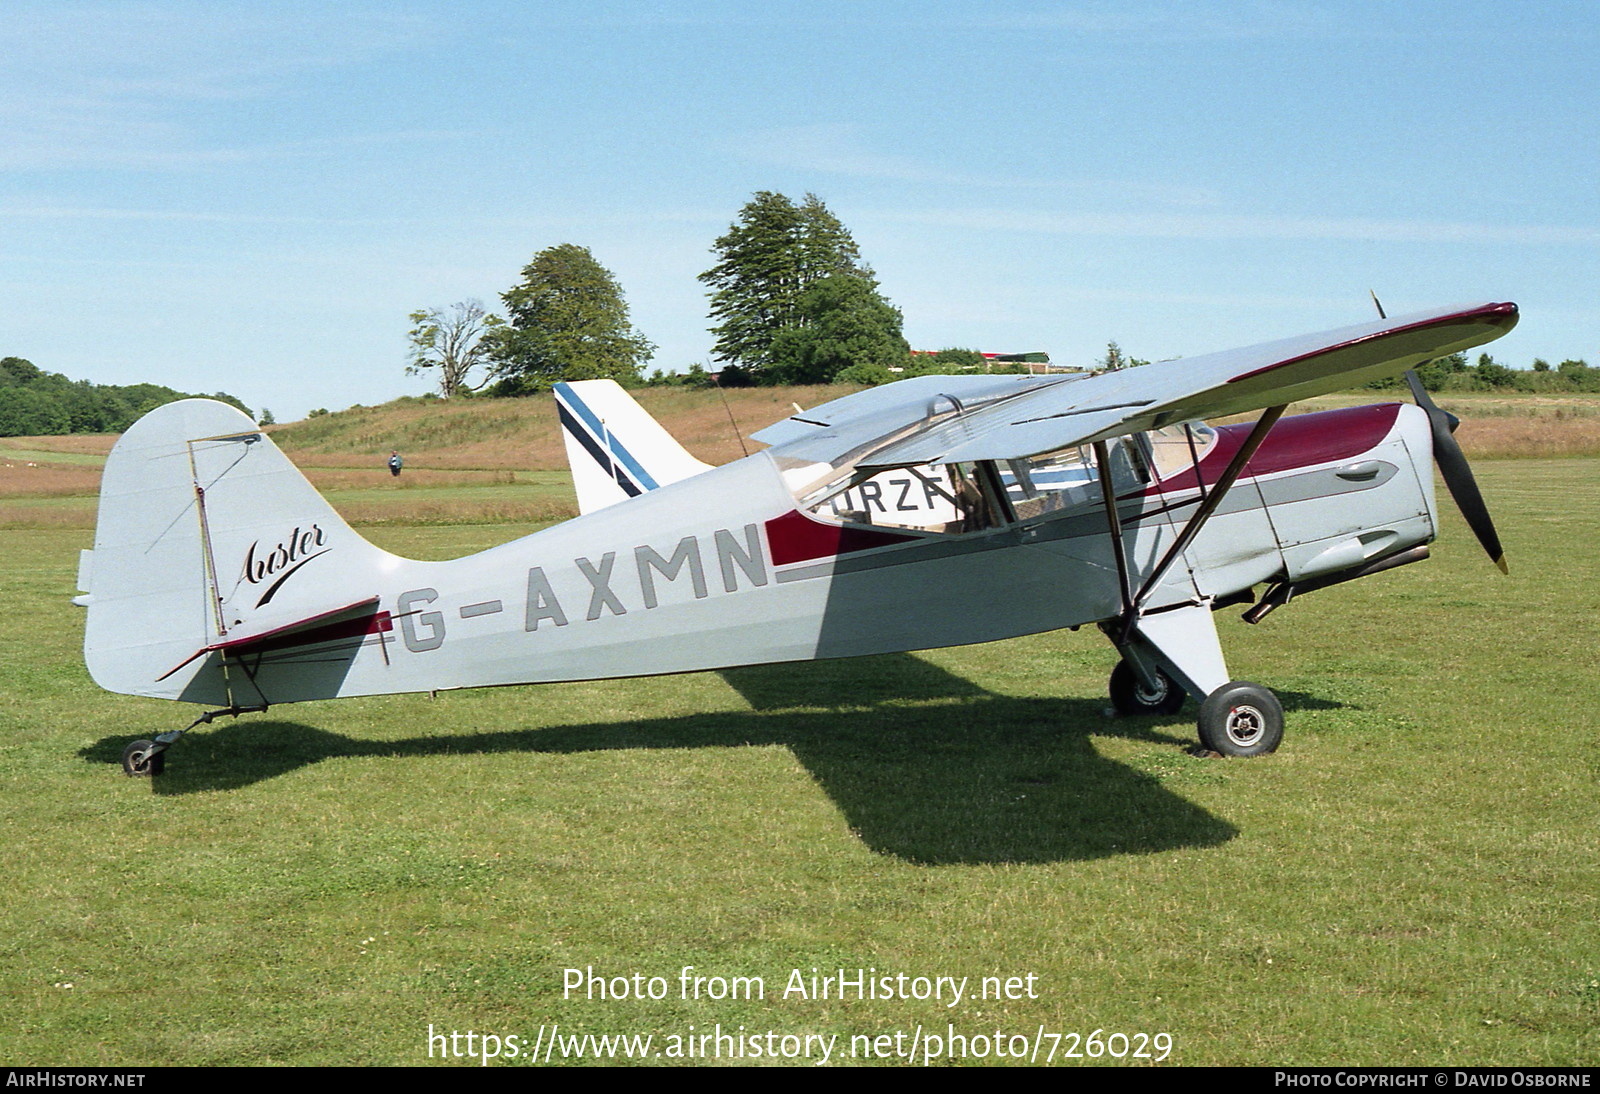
[119,704,267,777]
[1108,661,1186,716]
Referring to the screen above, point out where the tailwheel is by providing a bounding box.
[114,704,268,778]
[121,739,166,778]
[1197,681,1283,757]
[1109,660,1186,715]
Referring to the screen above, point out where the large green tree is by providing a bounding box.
[486,244,654,393]
[699,191,886,376]
[766,274,908,385]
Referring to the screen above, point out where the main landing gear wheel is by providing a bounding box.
[1109,661,1187,716]
[1197,682,1283,757]
[121,739,165,778]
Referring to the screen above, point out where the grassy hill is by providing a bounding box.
[4,385,1600,531]
[254,385,1600,469]
[268,386,856,470]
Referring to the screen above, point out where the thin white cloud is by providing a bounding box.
[736,123,1034,188]
[956,0,1342,40]
[526,0,1341,41]
[734,123,1222,206]
[0,125,481,173]
[4,5,428,91]
[0,202,730,234]
[0,4,430,171]
[881,207,1600,246]
[0,205,317,225]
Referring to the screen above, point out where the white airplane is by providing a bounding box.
[78,302,1517,776]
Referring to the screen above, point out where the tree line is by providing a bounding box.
[408,191,950,396]
[0,356,252,437]
[414,193,1597,398]
[1374,351,1600,394]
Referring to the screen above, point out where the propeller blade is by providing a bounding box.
[1404,370,1508,573]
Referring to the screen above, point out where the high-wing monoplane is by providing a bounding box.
[78,302,1517,775]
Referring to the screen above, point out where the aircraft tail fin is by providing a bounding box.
[553,380,712,514]
[79,399,397,704]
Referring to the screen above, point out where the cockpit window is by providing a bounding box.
[1003,446,1095,520]
[794,462,1004,534]
[778,390,1022,536]
[1145,422,1217,480]
[777,393,1181,536]
[1001,438,1146,521]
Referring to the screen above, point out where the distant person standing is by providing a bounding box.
[388,450,403,477]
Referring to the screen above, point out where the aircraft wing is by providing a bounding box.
[752,373,1073,465]
[758,302,1517,469]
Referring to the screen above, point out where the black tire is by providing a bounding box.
[121,739,165,777]
[1197,682,1283,757]
[1109,661,1186,715]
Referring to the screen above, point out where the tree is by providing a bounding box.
[765,274,908,385]
[794,193,866,288]
[0,387,70,436]
[905,348,987,377]
[0,356,43,386]
[486,245,654,393]
[700,192,805,370]
[1474,352,1515,389]
[406,299,503,397]
[1098,342,1150,371]
[0,356,249,433]
[1406,351,1468,391]
[699,191,877,374]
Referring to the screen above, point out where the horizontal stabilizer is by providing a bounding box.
[156,596,387,680]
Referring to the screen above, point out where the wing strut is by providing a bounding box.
[1118,404,1287,641]
[1092,439,1136,620]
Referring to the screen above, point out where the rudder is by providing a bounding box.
[553,380,713,514]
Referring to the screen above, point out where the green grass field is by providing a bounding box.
[2,458,1597,1067]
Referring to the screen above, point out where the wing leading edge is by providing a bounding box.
[756,302,1515,470]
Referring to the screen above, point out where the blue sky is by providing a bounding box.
[2,1,1596,420]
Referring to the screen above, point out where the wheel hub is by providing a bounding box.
[1225,704,1264,746]
[121,739,163,777]
[1136,679,1169,705]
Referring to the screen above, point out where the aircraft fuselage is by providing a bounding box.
[155,402,1437,708]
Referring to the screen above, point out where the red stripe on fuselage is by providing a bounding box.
[1153,403,1402,494]
[764,509,918,566]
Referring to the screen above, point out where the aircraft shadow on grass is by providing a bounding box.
[80,654,1339,865]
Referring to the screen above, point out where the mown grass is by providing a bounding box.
[1,459,1596,1066]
